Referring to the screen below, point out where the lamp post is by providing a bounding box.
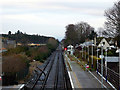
[85,45,86,60]
[91,41,94,69]
[96,47,100,74]
[119,49,120,79]
[88,46,89,64]
[117,48,120,87]
[101,44,104,88]
[105,49,108,82]
[82,46,83,59]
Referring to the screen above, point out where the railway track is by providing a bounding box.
[22,45,72,90]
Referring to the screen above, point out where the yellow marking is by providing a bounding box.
[73,72,82,88]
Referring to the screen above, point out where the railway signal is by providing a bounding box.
[64,48,67,51]
[0,76,2,81]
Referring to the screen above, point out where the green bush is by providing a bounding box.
[25,51,31,57]
[2,54,30,85]
[107,51,113,56]
[34,55,44,62]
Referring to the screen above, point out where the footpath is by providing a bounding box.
[64,54,114,89]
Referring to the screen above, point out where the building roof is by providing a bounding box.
[96,37,115,46]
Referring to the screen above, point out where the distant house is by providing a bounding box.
[28,43,46,46]
[2,39,16,49]
[0,48,7,53]
[17,43,22,46]
[97,38,110,49]
[67,45,74,55]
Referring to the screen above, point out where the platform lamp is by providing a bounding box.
[91,42,95,69]
[105,49,108,82]
[85,45,86,60]
[82,45,84,59]
[100,42,105,88]
[87,46,89,64]
[96,47,100,74]
[116,35,120,89]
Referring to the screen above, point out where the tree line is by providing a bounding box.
[2,30,51,44]
[64,22,96,47]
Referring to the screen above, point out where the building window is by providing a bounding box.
[103,42,105,45]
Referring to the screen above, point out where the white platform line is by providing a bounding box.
[97,71,117,90]
[19,84,25,90]
[65,54,75,89]
[88,71,107,88]
[68,71,75,89]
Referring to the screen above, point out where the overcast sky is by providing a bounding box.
[0,0,118,40]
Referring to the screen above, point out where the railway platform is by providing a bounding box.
[64,54,114,89]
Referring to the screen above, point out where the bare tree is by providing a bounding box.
[75,22,94,42]
[64,22,94,47]
[97,27,104,37]
[104,1,120,37]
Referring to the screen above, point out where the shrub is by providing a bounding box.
[2,54,30,85]
[107,51,113,56]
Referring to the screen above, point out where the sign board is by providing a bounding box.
[105,57,119,62]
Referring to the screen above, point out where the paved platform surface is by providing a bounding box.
[0,84,24,90]
[65,55,113,89]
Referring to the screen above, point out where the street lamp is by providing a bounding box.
[87,46,89,64]
[105,49,108,82]
[82,46,83,59]
[101,43,104,88]
[96,47,100,74]
[118,48,120,90]
[91,42,94,69]
[85,45,86,60]
[116,48,120,83]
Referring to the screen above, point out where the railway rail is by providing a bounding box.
[21,45,72,90]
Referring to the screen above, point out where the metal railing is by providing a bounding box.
[98,63,119,89]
